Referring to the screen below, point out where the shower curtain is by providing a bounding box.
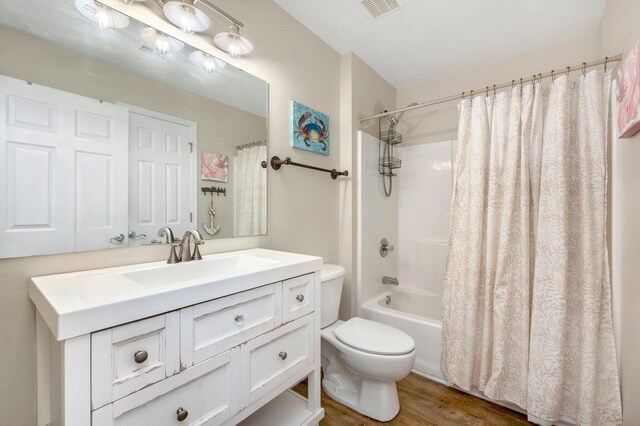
[234,144,267,237]
[441,70,622,425]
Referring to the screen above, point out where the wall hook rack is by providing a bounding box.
[201,186,226,196]
[263,155,349,180]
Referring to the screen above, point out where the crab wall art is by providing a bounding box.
[290,100,330,155]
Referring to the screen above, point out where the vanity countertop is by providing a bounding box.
[29,248,322,341]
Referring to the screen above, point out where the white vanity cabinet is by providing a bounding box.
[30,249,324,426]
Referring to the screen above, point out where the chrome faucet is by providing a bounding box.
[382,276,399,285]
[180,229,205,262]
[158,227,180,264]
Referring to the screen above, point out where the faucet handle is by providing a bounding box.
[192,240,204,261]
[158,227,175,244]
[380,238,394,257]
[167,242,180,264]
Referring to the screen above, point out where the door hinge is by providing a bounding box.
[189,142,193,153]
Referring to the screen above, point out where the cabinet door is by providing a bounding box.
[92,348,240,426]
[91,312,180,409]
[181,284,280,367]
[241,314,314,406]
[282,274,314,323]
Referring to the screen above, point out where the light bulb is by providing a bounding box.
[203,55,216,73]
[178,5,197,34]
[95,5,114,30]
[214,25,252,58]
[227,36,242,58]
[155,33,170,54]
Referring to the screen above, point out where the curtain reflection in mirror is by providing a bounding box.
[235,142,267,237]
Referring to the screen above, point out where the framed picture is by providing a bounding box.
[291,100,330,155]
[201,152,228,182]
[618,41,640,138]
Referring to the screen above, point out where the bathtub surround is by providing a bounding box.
[397,141,454,298]
[357,133,453,381]
[442,72,621,424]
[356,132,399,307]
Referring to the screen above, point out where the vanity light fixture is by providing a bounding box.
[162,1,211,34]
[75,0,130,29]
[141,27,185,54]
[190,50,226,73]
[155,0,253,57]
[214,24,253,58]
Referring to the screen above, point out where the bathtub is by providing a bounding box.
[361,287,444,381]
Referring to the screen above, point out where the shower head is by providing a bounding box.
[387,102,418,129]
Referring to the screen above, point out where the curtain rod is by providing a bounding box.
[360,54,624,123]
[236,140,267,150]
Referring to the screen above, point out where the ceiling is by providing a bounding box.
[274,0,608,88]
[0,0,267,116]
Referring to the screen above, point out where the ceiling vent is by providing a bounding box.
[358,0,401,18]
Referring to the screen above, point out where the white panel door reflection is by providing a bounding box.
[0,75,128,258]
[128,109,195,246]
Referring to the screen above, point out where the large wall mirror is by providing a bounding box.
[0,0,268,259]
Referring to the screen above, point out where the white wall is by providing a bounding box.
[356,131,398,308]
[597,1,640,424]
[396,36,599,145]
[396,141,454,298]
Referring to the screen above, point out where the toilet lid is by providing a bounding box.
[334,317,415,355]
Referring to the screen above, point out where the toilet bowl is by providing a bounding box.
[320,264,416,422]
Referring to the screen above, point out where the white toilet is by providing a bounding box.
[320,264,416,422]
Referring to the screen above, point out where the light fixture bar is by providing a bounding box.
[194,0,243,28]
[155,0,243,28]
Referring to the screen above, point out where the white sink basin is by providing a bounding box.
[29,248,322,341]
[122,254,279,287]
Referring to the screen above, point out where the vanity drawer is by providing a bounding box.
[92,348,240,426]
[241,314,314,406]
[282,273,315,323]
[181,284,281,367]
[91,312,180,409]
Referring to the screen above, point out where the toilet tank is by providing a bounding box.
[320,264,345,328]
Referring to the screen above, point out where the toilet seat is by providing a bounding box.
[333,317,415,356]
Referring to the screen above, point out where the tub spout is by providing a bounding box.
[382,276,399,285]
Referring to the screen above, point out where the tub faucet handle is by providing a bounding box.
[380,238,394,257]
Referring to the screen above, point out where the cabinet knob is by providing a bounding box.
[234,314,244,325]
[176,407,188,422]
[296,294,304,302]
[279,351,288,360]
[133,350,148,364]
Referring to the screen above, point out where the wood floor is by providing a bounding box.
[293,373,533,426]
